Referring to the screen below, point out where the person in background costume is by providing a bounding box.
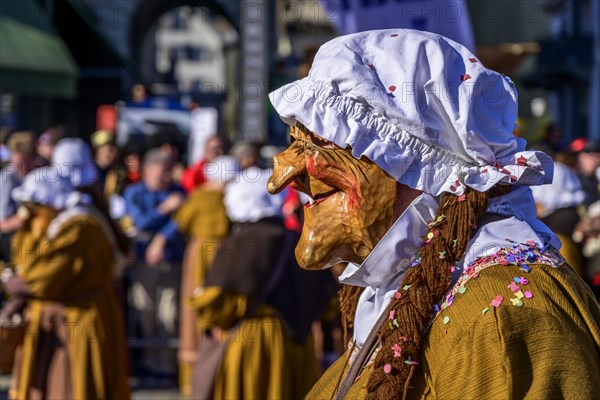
[191,162,334,399]
[267,29,600,399]
[173,156,237,395]
[2,167,129,399]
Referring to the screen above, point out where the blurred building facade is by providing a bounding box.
[0,0,598,144]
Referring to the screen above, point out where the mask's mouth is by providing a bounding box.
[304,188,340,208]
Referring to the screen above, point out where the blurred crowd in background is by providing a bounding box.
[0,101,599,398]
[0,107,342,398]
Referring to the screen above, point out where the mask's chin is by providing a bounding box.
[294,192,365,270]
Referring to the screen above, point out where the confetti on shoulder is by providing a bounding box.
[482,307,490,315]
[491,295,504,307]
[404,357,419,365]
[443,316,450,324]
[403,284,411,291]
[510,298,523,307]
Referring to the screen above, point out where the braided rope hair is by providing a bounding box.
[364,187,491,399]
[339,285,365,346]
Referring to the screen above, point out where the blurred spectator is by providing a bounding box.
[172,156,238,395]
[574,200,600,298]
[131,83,149,105]
[123,149,186,376]
[0,127,12,169]
[91,129,128,202]
[531,161,587,275]
[230,141,261,169]
[121,138,146,185]
[0,131,36,262]
[36,125,65,163]
[181,136,227,192]
[538,122,567,155]
[149,126,186,184]
[572,139,600,206]
[2,166,129,399]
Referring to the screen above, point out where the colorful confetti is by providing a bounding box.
[394,291,402,299]
[515,291,524,299]
[392,344,402,358]
[482,307,490,315]
[458,285,467,294]
[520,278,529,285]
[460,74,471,81]
[389,310,395,320]
[457,194,466,202]
[404,357,419,365]
[524,291,533,299]
[508,281,520,293]
[491,295,504,307]
[383,364,392,373]
[516,155,528,166]
[389,85,397,92]
[520,264,531,273]
[469,57,478,63]
[443,316,450,324]
[510,298,523,307]
[403,285,411,291]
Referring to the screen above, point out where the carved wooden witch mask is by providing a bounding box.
[267,124,401,270]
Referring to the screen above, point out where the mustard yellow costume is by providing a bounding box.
[6,167,129,400]
[173,187,230,394]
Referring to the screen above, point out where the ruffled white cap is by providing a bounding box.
[51,138,98,187]
[12,166,92,210]
[269,29,553,196]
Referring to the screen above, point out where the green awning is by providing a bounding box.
[0,1,78,98]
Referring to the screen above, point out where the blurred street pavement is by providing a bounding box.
[1,374,183,399]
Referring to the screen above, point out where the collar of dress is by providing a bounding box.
[339,187,560,347]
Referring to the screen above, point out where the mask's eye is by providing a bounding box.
[309,133,335,149]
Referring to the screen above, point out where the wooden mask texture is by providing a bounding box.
[268,125,398,270]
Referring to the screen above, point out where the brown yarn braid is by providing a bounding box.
[365,188,489,399]
[339,285,365,347]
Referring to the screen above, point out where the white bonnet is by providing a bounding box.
[51,138,99,188]
[12,166,92,210]
[269,29,553,196]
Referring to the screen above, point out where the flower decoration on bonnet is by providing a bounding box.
[269,29,553,196]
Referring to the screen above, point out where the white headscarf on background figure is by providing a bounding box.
[51,138,98,188]
[12,166,91,211]
[531,162,586,217]
[225,166,284,223]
